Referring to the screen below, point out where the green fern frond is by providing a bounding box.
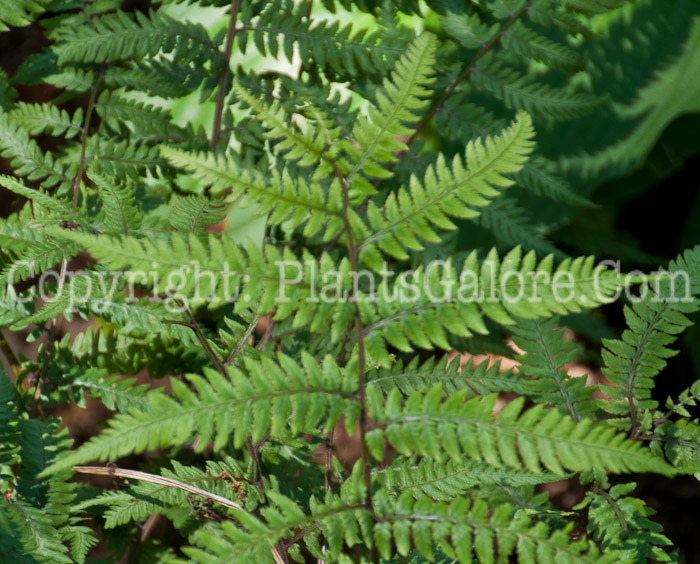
[0,211,78,286]
[510,316,595,420]
[0,175,88,229]
[377,456,564,501]
[367,354,532,397]
[72,371,151,413]
[362,246,629,366]
[0,500,73,564]
[562,0,628,15]
[478,197,560,255]
[365,385,674,476]
[232,81,346,179]
[240,0,407,78]
[655,418,700,478]
[10,273,96,330]
[0,114,72,189]
[342,33,436,190]
[86,137,165,178]
[184,476,618,564]
[169,193,226,236]
[576,479,674,562]
[44,68,95,93]
[357,111,535,269]
[42,353,358,474]
[46,229,310,313]
[95,92,190,142]
[502,24,584,71]
[160,147,344,238]
[0,0,50,31]
[8,102,83,139]
[0,365,22,486]
[52,9,220,66]
[89,169,141,236]
[103,59,210,98]
[599,246,700,431]
[434,101,593,207]
[0,368,93,564]
[514,156,594,207]
[87,460,243,529]
[472,63,602,120]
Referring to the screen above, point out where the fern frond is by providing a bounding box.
[52,9,220,66]
[514,156,594,207]
[160,147,344,238]
[184,472,618,564]
[89,169,141,236]
[0,500,73,564]
[434,101,593,207]
[72,371,151,413]
[357,111,536,269]
[0,365,22,486]
[562,0,628,15]
[378,456,563,501]
[240,0,407,78]
[8,102,83,139]
[502,24,584,71]
[599,246,700,430]
[577,480,674,562]
[655,418,700,478]
[342,33,436,190]
[478,197,560,255]
[95,93,189,142]
[365,385,674,476]
[0,114,72,189]
[367,355,532,397]
[0,212,78,286]
[472,63,602,120]
[87,460,243,528]
[169,194,225,236]
[103,59,210,98]
[86,137,165,178]
[0,367,92,564]
[0,0,49,31]
[43,353,358,474]
[232,81,346,180]
[362,247,629,366]
[0,175,88,229]
[510,316,595,420]
[46,229,309,313]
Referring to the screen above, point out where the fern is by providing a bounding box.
[365,386,673,476]
[0,0,50,31]
[510,316,595,421]
[358,111,535,268]
[44,352,358,474]
[52,10,220,66]
[1,0,698,561]
[599,246,700,432]
[342,32,436,189]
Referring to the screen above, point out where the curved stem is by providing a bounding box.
[212,0,242,151]
[407,0,535,147]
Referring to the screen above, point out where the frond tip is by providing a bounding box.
[366,385,675,476]
[357,111,536,269]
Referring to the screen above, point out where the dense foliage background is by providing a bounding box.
[1,0,700,562]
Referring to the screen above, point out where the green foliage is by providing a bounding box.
[1,0,699,562]
[599,246,700,433]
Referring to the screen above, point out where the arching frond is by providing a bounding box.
[52,9,220,66]
[365,385,674,476]
[357,112,536,269]
[510,316,596,420]
[599,246,700,431]
[43,353,358,475]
